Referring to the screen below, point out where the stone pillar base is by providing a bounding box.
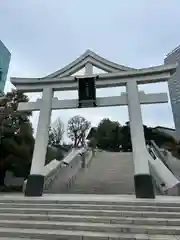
[134,174,155,198]
[25,174,44,197]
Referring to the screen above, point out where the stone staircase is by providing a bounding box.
[0,194,180,239]
[67,151,135,194]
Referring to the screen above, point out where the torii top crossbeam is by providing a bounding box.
[11,49,176,92]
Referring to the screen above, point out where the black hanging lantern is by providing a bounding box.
[76,76,98,108]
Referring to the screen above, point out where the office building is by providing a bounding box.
[0,40,11,93]
[165,45,180,139]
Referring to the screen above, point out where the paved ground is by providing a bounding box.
[68,151,135,194]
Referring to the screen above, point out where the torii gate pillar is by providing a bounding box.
[25,88,53,196]
[127,81,155,198]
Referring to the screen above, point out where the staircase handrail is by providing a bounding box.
[150,140,180,180]
[23,147,90,192]
[147,144,180,195]
[44,146,93,192]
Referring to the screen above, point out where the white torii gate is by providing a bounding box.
[11,50,176,198]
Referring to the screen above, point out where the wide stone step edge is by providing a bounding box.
[0,227,177,240]
[0,213,180,226]
[1,207,180,218]
[0,220,180,235]
[0,203,180,212]
[1,199,180,207]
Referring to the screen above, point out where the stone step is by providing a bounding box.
[1,213,180,226]
[0,220,180,235]
[0,195,180,239]
[1,207,180,218]
[1,195,180,207]
[0,228,177,239]
[0,238,43,240]
[0,198,180,208]
[0,202,180,212]
[63,151,135,195]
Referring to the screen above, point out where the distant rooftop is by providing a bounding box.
[155,126,175,132]
[0,40,11,55]
[166,45,180,58]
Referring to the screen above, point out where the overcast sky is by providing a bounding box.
[1,0,180,141]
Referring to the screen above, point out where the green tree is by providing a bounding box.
[67,115,91,147]
[120,122,176,152]
[96,118,122,151]
[49,117,65,146]
[149,128,176,147]
[0,90,34,188]
[120,123,132,152]
[94,119,176,153]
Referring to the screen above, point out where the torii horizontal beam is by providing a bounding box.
[18,92,168,112]
[11,63,176,92]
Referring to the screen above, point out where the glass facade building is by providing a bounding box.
[0,40,11,93]
[164,46,180,139]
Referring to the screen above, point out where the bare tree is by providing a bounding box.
[67,115,91,147]
[49,118,64,146]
